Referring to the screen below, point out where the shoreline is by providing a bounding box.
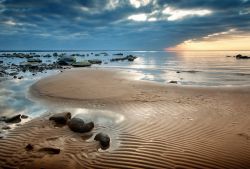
[1,68,250,168]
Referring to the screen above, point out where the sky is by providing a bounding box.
[0,0,250,50]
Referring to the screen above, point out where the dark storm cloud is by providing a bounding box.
[0,0,250,50]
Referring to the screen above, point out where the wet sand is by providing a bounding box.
[1,68,250,168]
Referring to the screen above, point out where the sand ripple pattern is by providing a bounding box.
[0,98,250,169]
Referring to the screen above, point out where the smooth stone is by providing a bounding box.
[72,61,91,67]
[25,144,34,151]
[88,59,102,64]
[169,80,178,84]
[49,112,71,124]
[68,118,94,133]
[94,133,110,149]
[5,114,21,123]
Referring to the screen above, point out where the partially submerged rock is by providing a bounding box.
[72,61,91,67]
[88,59,102,64]
[111,55,137,62]
[5,114,21,123]
[27,58,42,63]
[2,125,11,130]
[57,56,76,66]
[68,118,94,133]
[49,112,71,125]
[21,114,29,119]
[94,133,110,149]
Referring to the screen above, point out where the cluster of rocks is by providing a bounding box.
[0,114,29,131]
[49,112,110,150]
[58,56,103,67]
[227,54,250,59]
[110,55,137,62]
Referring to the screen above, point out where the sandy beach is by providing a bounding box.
[0,68,250,168]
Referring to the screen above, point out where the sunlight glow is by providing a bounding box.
[166,30,250,51]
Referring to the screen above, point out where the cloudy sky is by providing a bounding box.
[0,0,250,50]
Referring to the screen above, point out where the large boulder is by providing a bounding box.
[49,112,71,125]
[72,61,91,67]
[68,117,94,133]
[94,133,110,149]
[57,56,76,66]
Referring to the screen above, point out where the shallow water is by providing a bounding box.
[1,50,250,86]
[1,50,250,128]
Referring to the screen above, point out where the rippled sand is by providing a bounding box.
[1,68,250,168]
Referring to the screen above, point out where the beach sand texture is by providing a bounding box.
[1,69,250,169]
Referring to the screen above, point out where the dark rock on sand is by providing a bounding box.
[25,144,34,151]
[235,54,250,59]
[68,118,94,133]
[49,112,71,125]
[38,147,60,154]
[72,61,91,67]
[169,80,178,84]
[88,59,102,64]
[94,133,110,149]
[5,114,21,123]
[2,125,11,130]
[18,76,24,79]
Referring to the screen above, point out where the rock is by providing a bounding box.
[113,53,123,56]
[53,52,58,57]
[49,112,71,125]
[57,56,76,66]
[0,116,7,121]
[72,61,91,67]
[110,55,137,62]
[169,80,178,84]
[27,58,42,63]
[21,114,29,119]
[94,133,110,149]
[68,118,94,133]
[5,114,21,123]
[235,54,250,59]
[44,54,51,57]
[2,126,11,130]
[38,147,60,154]
[18,76,24,79]
[9,72,18,76]
[88,59,102,64]
[176,71,181,73]
[25,144,34,151]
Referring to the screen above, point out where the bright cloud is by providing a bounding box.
[162,7,212,21]
[129,0,152,8]
[127,6,212,22]
[128,13,148,21]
